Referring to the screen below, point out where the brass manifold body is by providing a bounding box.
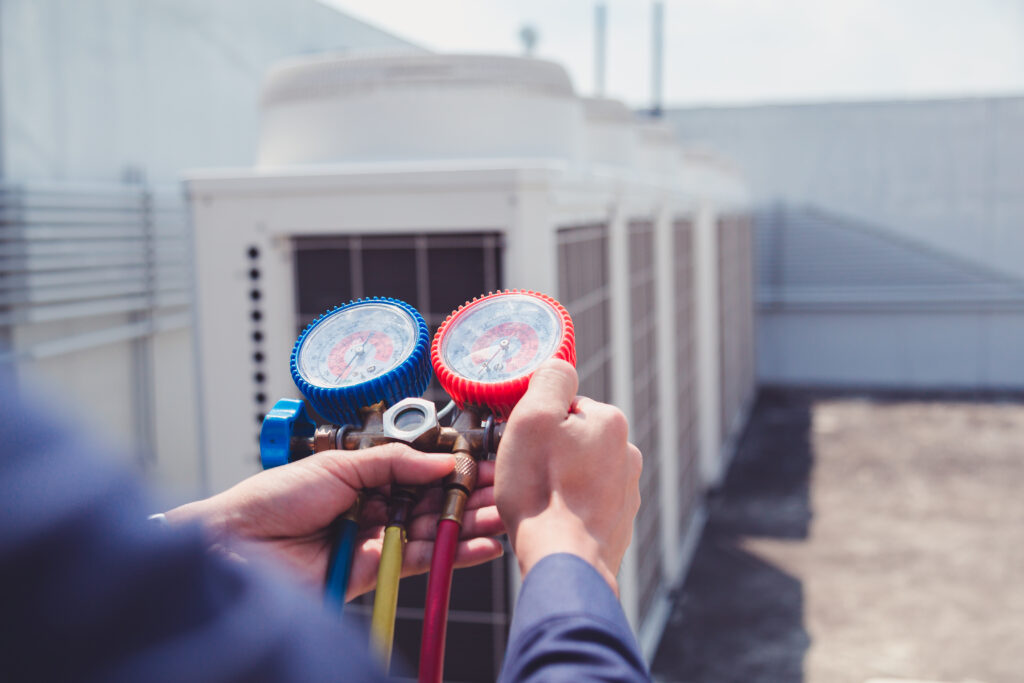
[295,398,502,460]
[290,398,502,524]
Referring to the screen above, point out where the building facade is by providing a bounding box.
[667,97,1024,389]
[0,0,422,495]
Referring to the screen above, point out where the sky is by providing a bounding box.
[322,0,1024,109]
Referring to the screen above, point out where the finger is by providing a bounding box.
[407,504,505,540]
[570,395,602,415]
[411,474,493,516]
[459,506,505,539]
[476,459,495,487]
[402,537,505,577]
[412,486,443,516]
[346,535,390,600]
[349,534,505,598]
[358,505,387,528]
[310,442,456,491]
[466,484,495,511]
[453,538,505,569]
[367,484,492,530]
[628,442,643,479]
[511,359,578,419]
[356,523,385,542]
[407,484,494,533]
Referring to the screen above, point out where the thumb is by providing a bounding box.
[312,442,456,491]
[515,359,578,418]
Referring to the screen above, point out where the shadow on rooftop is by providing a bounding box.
[652,389,813,682]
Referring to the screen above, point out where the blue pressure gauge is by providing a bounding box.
[290,298,431,426]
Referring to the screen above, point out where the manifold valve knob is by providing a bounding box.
[259,398,316,469]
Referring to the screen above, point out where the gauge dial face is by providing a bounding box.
[297,303,418,388]
[440,294,563,383]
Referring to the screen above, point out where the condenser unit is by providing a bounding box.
[186,53,751,677]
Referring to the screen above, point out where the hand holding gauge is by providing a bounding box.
[419,290,575,683]
[258,290,576,682]
[271,297,433,668]
[176,286,646,682]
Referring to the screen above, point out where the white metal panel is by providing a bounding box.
[151,327,201,498]
[628,218,661,625]
[0,0,423,184]
[670,217,700,575]
[654,207,680,581]
[259,54,581,167]
[667,97,1024,280]
[607,199,639,630]
[755,203,1024,388]
[758,310,1024,389]
[694,203,723,487]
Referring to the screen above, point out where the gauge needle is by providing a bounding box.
[338,332,373,382]
[476,339,510,376]
[470,344,501,364]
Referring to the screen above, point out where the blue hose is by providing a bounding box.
[325,517,360,610]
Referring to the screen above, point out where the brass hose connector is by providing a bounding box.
[387,485,420,529]
[440,435,478,524]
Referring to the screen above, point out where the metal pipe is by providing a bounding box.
[594,2,607,97]
[0,293,188,328]
[0,311,190,363]
[651,0,665,117]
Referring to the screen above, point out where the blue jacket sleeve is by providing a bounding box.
[499,553,651,682]
[0,382,386,683]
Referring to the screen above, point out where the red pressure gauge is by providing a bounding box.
[432,290,576,419]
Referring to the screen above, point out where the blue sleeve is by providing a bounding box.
[0,382,386,683]
[499,553,651,682]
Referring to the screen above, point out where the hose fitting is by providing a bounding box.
[440,444,477,524]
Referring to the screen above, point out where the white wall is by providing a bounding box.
[759,309,1024,389]
[0,0,423,496]
[667,97,1024,389]
[0,0,423,184]
[667,97,1024,281]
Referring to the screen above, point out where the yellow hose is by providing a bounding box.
[370,524,405,669]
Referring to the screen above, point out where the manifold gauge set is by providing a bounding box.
[258,290,575,683]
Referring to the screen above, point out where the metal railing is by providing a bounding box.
[0,183,191,362]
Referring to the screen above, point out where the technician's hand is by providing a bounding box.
[495,359,642,595]
[165,444,505,601]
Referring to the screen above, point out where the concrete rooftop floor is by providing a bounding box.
[651,388,1024,683]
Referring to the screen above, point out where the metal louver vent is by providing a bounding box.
[557,223,612,402]
[718,215,756,442]
[627,218,662,623]
[673,219,700,534]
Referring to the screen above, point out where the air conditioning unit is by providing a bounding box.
[186,52,752,677]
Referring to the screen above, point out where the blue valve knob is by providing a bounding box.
[290,298,431,426]
[260,398,316,469]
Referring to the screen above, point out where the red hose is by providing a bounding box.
[418,518,461,683]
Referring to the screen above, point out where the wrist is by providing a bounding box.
[511,510,620,597]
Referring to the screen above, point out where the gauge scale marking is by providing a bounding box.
[297,303,417,388]
[441,294,562,383]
